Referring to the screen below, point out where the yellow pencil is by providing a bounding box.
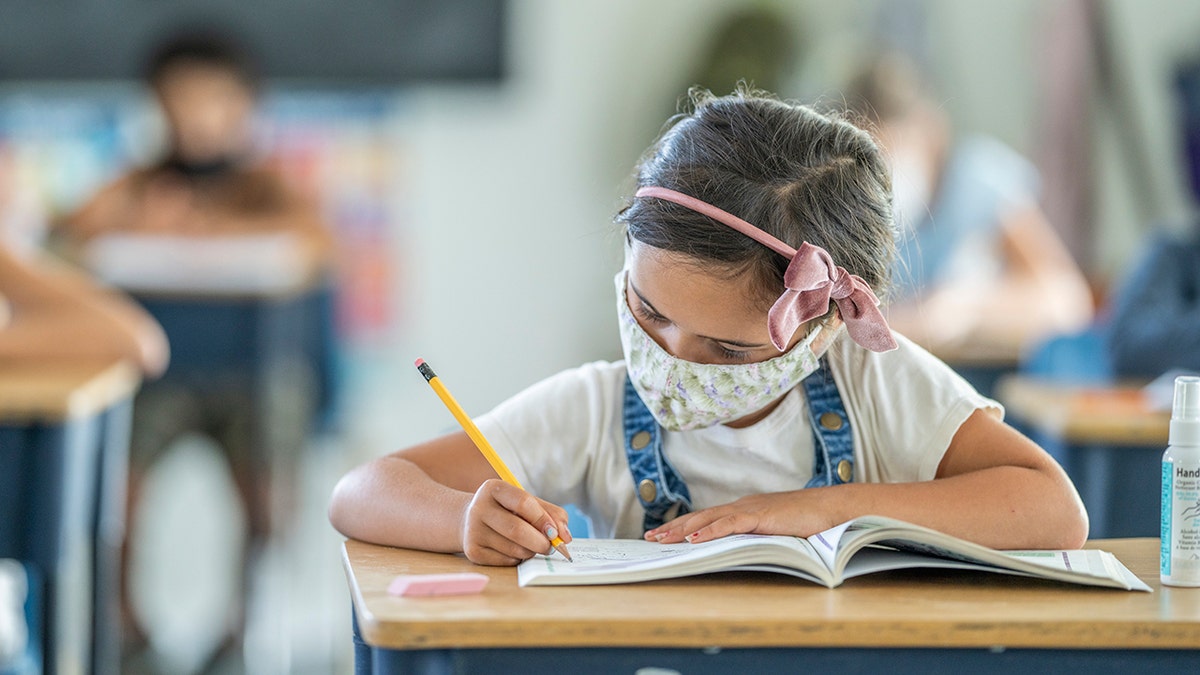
[415,358,573,562]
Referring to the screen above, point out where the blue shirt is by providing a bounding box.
[894,135,1040,299]
[1107,230,1200,377]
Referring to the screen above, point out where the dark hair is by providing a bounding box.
[618,87,896,312]
[145,27,260,91]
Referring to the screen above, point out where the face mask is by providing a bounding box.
[615,270,825,431]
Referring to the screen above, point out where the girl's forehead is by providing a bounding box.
[626,242,771,341]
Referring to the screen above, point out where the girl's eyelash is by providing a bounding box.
[634,303,669,325]
[717,345,752,362]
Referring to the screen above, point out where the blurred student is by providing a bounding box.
[62,31,331,267]
[844,53,1094,356]
[58,29,332,669]
[1107,227,1200,378]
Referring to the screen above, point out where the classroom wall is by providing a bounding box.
[353,0,1200,455]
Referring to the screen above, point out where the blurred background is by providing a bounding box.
[3,0,1200,673]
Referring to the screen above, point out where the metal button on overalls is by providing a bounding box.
[837,459,853,483]
[631,430,652,450]
[638,478,657,502]
[819,411,843,431]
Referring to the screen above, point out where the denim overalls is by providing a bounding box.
[623,358,855,533]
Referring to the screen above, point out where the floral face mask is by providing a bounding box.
[616,270,825,431]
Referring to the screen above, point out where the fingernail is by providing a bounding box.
[685,532,701,543]
[544,525,558,540]
[653,532,668,542]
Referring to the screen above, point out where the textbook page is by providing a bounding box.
[517,534,827,587]
[814,516,1151,591]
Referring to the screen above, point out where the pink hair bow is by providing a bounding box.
[769,242,897,353]
[635,186,899,353]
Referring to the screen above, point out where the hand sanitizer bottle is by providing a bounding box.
[1162,375,1200,586]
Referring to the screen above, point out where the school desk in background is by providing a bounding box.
[86,228,341,497]
[0,360,141,675]
[84,229,341,431]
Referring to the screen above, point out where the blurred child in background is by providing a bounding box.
[844,52,1094,357]
[62,30,331,264]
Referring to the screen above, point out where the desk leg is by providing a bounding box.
[92,399,132,675]
[19,417,101,675]
[350,606,371,675]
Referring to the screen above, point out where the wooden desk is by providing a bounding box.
[0,359,140,675]
[342,538,1199,674]
[996,376,1168,447]
[997,375,1167,539]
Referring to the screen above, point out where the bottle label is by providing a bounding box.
[1163,457,1200,581]
[1162,461,1172,576]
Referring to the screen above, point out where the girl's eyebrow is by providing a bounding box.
[628,279,769,349]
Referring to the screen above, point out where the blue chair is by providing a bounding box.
[563,505,593,539]
[1018,322,1112,384]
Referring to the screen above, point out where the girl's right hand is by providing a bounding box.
[460,479,572,566]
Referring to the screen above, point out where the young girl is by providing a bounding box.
[329,89,1088,565]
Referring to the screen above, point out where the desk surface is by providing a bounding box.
[996,375,1168,447]
[344,538,1199,652]
[0,359,140,422]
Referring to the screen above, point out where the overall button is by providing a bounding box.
[631,430,652,450]
[819,411,844,431]
[836,459,853,483]
[638,478,658,503]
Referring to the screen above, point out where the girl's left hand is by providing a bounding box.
[644,490,842,544]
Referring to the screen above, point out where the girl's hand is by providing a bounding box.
[460,479,572,566]
[643,490,842,544]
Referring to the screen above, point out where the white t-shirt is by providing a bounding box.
[476,332,1001,539]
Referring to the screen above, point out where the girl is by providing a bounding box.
[329,89,1088,565]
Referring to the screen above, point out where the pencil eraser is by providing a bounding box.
[387,572,489,597]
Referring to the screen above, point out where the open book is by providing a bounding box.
[518,515,1150,591]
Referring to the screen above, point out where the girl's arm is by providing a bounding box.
[647,409,1089,550]
[328,432,572,565]
[0,246,169,377]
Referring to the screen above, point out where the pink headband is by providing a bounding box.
[635,186,898,353]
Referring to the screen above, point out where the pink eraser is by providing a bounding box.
[387,572,489,597]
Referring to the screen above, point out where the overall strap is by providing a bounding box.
[622,358,855,535]
[622,376,692,533]
[801,358,856,488]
